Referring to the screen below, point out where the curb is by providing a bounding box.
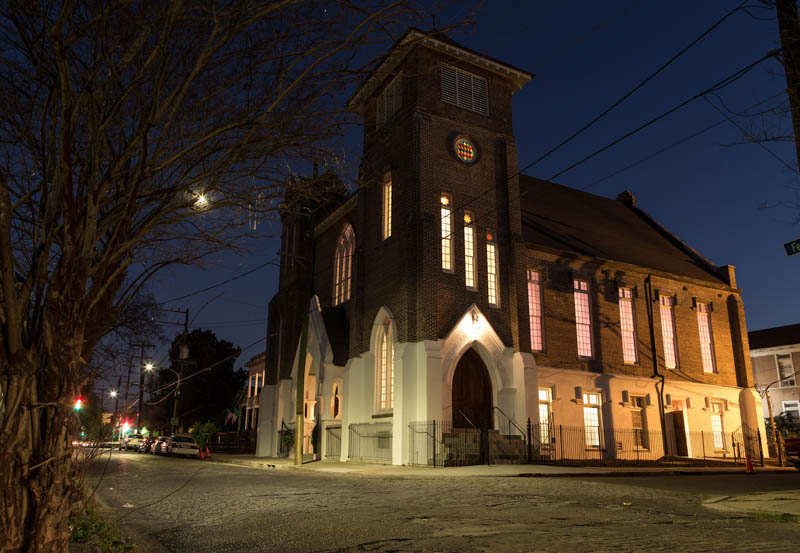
[202,457,796,478]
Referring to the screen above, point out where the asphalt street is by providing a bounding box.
[88,451,800,553]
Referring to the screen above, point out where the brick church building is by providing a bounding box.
[255,29,767,465]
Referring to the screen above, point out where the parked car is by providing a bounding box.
[124,434,144,451]
[138,437,156,454]
[151,436,169,455]
[164,434,201,458]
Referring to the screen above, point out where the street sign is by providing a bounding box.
[785,238,800,256]
[170,417,179,426]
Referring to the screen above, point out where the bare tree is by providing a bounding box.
[0,2,467,551]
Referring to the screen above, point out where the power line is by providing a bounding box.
[158,260,279,305]
[582,90,788,190]
[518,0,750,175]
[548,49,779,180]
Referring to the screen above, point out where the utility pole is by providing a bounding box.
[122,357,133,421]
[158,308,191,433]
[777,0,800,169]
[131,343,154,431]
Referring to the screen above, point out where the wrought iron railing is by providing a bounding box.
[409,419,765,467]
[348,422,392,463]
[325,425,341,459]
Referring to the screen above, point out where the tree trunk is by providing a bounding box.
[1,361,83,553]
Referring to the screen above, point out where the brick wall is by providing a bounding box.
[521,249,749,388]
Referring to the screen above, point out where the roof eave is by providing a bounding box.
[347,28,534,112]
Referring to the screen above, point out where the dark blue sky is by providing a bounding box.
[149,0,799,375]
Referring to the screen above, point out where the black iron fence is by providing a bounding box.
[348,422,392,463]
[409,419,764,467]
[325,425,341,459]
[533,423,762,464]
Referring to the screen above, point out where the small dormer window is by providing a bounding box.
[376,74,402,129]
[441,64,489,116]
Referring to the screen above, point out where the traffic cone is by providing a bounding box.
[199,447,205,460]
[205,446,211,459]
[745,453,755,474]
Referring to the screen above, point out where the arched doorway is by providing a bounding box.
[451,348,492,429]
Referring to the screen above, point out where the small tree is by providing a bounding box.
[0,2,467,551]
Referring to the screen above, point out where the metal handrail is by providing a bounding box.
[493,406,525,436]
[455,408,478,430]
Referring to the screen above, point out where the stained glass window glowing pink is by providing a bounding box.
[574,280,592,358]
[527,270,543,351]
[659,295,678,369]
[618,288,637,364]
[696,303,716,373]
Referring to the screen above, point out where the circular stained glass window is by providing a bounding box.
[454,137,476,164]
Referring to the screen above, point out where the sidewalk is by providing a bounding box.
[205,452,797,478]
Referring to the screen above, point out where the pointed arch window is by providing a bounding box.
[376,319,394,411]
[333,224,355,305]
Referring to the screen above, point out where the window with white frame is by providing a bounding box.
[659,295,678,369]
[631,396,649,449]
[486,231,499,306]
[333,224,355,305]
[583,392,602,448]
[441,195,452,271]
[376,74,402,129]
[464,212,476,289]
[528,270,544,351]
[777,354,796,387]
[696,302,716,373]
[618,287,637,364]
[538,388,552,444]
[783,400,800,421]
[382,172,392,240]
[441,64,489,116]
[574,280,592,358]
[710,401,725,449]
[376,319,394,410]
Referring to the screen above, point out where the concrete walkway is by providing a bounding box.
[203,453,800,517]
[205,452,793,477]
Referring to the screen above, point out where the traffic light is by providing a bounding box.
[74,398,83,411]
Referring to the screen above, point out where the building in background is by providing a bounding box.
[240,352,265,431]
[256,29,767,465]
[749,324,800,422]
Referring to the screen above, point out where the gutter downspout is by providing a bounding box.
[645,275,669,456]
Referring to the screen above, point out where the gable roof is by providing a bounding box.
[748,324,800,350]
[519,176,728,285]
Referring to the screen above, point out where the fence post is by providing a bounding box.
[432,420,437,468]
[757,429,764,467]
[559,424,564,461]
[527,418,532,463]
[701,431,706,461]
[482,417,489,466]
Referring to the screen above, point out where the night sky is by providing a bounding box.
[145,1,800,380]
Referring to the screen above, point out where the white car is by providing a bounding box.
[164,434,201,457]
